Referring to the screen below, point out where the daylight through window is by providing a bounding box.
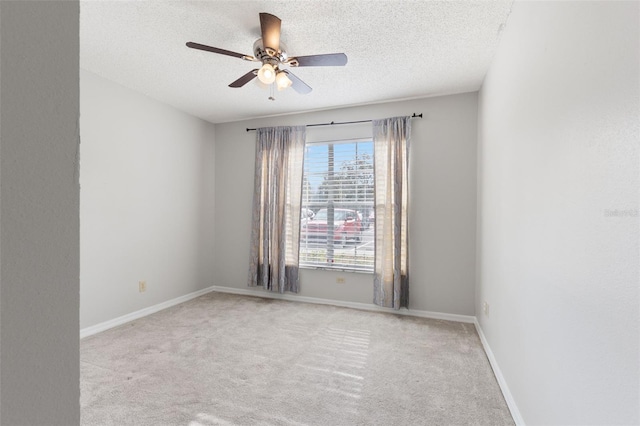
[299,139,374,272]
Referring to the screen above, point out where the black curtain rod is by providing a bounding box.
[245,113,422,132]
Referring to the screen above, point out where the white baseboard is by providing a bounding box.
[474,319,525,425]
[80,284,473,340]
[80,286,216,339]
[209,285,476,324]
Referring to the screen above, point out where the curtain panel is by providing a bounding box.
[248,126,306,293]
[373,116,411,309]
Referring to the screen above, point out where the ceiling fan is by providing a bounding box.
[186,13,347,96]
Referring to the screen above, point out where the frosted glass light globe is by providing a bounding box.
[275,71,292,90]
[257,63,276,84]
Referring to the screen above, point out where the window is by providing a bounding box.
[299,139,374,272]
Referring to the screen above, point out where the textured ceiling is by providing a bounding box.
[80,1,513,124]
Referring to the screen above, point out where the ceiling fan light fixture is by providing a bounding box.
[257,63,276,84]
[186,13,347,96]
[275,71,292,90]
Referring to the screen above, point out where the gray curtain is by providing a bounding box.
[372,116,411,309]
[248,126,306,293]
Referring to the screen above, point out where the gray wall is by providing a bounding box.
[477,1,639,424]
[80,70,216,329]
[0,1,80,424]
[214,94,478,315]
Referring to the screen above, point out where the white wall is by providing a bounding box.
[214,94,478,315]
[0,2,80,423]
[80,70,216,329]
[477,1,639,424]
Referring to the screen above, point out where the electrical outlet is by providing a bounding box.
[336,277,345,284]
[483,301,489,316]
[139,280,147,293]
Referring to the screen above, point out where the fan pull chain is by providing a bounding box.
[268,83,275,101]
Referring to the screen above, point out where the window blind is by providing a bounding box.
[299,139,375,272]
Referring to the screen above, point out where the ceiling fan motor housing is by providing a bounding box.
[253,39,288,67]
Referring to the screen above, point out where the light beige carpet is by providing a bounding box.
[81,292,513,425]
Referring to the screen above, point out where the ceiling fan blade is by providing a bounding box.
[284,71,312,94]
[186,42,251,60]
[229,69,258,88]
[259,13,281,53]
[289,53,348,67]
